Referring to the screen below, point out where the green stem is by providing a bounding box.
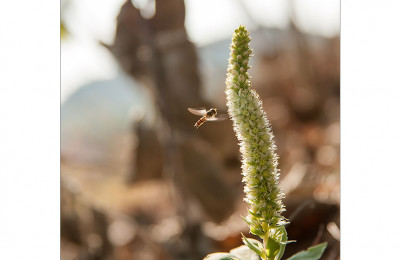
[263,223,270,260]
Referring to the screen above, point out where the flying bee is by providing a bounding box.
[188,107,228,129]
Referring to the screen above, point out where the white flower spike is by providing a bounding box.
[225,26,287,238]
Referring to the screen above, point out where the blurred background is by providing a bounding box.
[61,0,340,259]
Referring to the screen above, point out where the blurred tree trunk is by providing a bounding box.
[105,0,238,258]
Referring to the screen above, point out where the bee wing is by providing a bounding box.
[188,107,207,116]
[207,114,229,121]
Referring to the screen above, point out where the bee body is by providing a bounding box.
[188,107,226,129]
[194,116,207,129]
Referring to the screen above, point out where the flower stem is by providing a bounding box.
[263,223,270,260]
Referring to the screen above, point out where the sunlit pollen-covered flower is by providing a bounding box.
[225,25,287,237]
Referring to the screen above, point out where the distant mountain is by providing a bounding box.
[61,72,152,164]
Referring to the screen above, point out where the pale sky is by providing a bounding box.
[61,0,340,102]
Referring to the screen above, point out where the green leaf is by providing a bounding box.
[203,252,241,260]
[286,242,328,260]
[230,245,262,260]
[265,236,281,259]
[274,226,288,260]
[280,240,296,245]
[241,234,265,258]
